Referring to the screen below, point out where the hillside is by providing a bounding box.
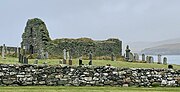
[141,43,180,55]
[126,38,180,54]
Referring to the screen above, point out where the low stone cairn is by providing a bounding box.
[0,64,179,87]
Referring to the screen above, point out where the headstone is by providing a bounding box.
[23,56,28,64]
[163,57,167,65]
[63,49,67,64]
[45,52,49,59]
[134,53,139,61]
[2,44,5,59]
[142,54,145,61]
[111,53,115,61]
[125,45,131,61]
[19,54,22,63]
[40,49,44,59]
[151,56,154,63]
[146,56,149,63]
[88,52,92,65]
[168,65,173,69]
[34,59,38,64]
[149,56,153,63]
[69,55,72,65]
[79,56,83,65]
[129,52,134,62]
[18,47,20,58]
[157,54,162,64]
[67,51,69,60]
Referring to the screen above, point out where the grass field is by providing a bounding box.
[0,57,180,69]
[0,86,180,92]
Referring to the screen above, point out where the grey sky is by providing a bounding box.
[1,0,180,46]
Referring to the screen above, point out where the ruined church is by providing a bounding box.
[21,18,122,58]
[21,18,51,54]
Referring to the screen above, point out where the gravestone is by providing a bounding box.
[79,56,83,65]
[67,51,69,60]
[157,54,162,64]
[34,59,38,64]
[168,65,173,69]
[19,54,22,63]
[16,47,19,58]
[63,49,67,64]
[151,56,154,63]
[40,49,45,59]
[111,53,115,61]
[142,54,145,61]
[129,52,134,62]
[2,44,5,59]
[163,57,167,65]
[125,45,131,61]
[89,52,92,65]
[134,53,139,61]
[45,52,49,59]
[23,56,28,64]
[146,56,149,63]
[69,55,72,65]
[149,56,153,63]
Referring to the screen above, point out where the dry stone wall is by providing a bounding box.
[0,64,180,87]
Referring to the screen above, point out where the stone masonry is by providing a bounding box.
[0,64,179,87]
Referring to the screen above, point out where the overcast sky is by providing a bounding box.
[1,0,180,46]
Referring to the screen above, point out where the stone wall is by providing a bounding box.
[0,64,180,87]
[50,38,122,57]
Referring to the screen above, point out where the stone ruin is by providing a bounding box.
[21,18,51,55]
[20,18,122,59]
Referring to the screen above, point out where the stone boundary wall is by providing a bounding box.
[0,64,180,87]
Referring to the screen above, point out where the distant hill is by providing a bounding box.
[126,38,180,55]
[141,43,180,55]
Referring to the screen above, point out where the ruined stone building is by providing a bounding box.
[21,18,122,58]
[21,18,51,54]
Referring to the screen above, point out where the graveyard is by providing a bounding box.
[0,18,179,90]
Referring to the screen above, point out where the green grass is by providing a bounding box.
[0,57,180,69]
[0,86,180,92]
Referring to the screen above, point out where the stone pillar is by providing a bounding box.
[149,56,153,63]
[2,44,5,59]
[129,52,134,62]
[163,57,167,65]
[17,47,20,58]
[45,52,49,59]
[146,56,149,63]
[111,53,115,61]
[63,49,67,64]
[69,55,72,65]
[79,56,83,65]
[142,54,145,61]
[157,54,162,64]
[89,52,92,65]
[23,56,28,64]
[125,45,131,61]
[134,53,139,61]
